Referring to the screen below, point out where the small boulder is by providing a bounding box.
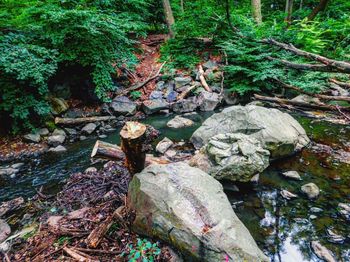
[52,129,66,137]
[50,97,69,115]
[142,99,169,115]
[202,60,217,70]
[23,133,41,143]
[223,89,239,105]
[156,81,166,91]
[110,96,137,115]
[37,128,49,136]
[301,183,320,199]
[156,137,174,154]
[338,203,350,220]
[197,91,221,111]
[48,145,67,152]
[174,76,192,89]
[172,97,198,113]
[85,167,97,173]
[0,167,19,176]
[0,219,11,243]
[81,123,97,135]
[165,90,178,103]
[149,90,163,100]
[311,241,336,262]
[11,163,24,169]
[167,116,194,129]
[80,136,87,141]
[47,135,65,146]
[282,171,302,180]
[128,162,268,262]
[64,128,78,136]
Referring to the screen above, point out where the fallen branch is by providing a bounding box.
[335,105,350,121]
[91,140,125,161]
[329,78,350,89]
[267,56,337,72]
[254,94,350,112]
[86,216,114,249]
[55,116,116,125]
[63,247,97,262]
[198,65,212,92]
[74,248,121,256]
[177,84,198,100]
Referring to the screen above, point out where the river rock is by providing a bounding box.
[0,167,19,176]
[174,76,192,89]
[301,183,320,199]
[50,97,69,115]
[311,241,336,262]
[0,197,24,217]
[156,81,166,91]
[52,129,66,137]
[191,105,310,159]
[197,91,221,111]
[326,228,345,244]
[282,171,302,180]
[48,145,67,152]
[128,162,268,261]
[166,90,178,102]
[142,99,169,115]
[149,90,163,100]
[110,96,137,115]
[156,137,174,154]
[81,123,97,135]
[172,97,198,113]
[47,135,66,146]
[11,163,24,169]
[37,128,49,136]
[167,116,194,129]
[195,133,270,182]
[223,90,239,105]
[64,128,78,136]
[338,203,350,220]
[0,219,11,243]
[23,133,41,143]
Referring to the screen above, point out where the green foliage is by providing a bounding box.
[130,91,142,100]
[124,238,161,262]
[55,236,72,246]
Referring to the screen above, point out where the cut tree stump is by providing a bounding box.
[91,140,125,161]
[120,122,147,175]
[55,116,116,125]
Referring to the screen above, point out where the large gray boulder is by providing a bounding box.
[110,96,137,115]
[128,162,268,262]
[142,99,169,115]
[191,105,310,159]
[197,91,221,111]
[172,97,198,113]
[190,133,270,182]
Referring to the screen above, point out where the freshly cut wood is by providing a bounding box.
[55,116,116,125]
[198,65,212,92]
[254,94,350,112]
[177,84,198,100]
[91,140,125,161]
[120,122,147,175]
[329,78,350,89]
[86,216,114,249]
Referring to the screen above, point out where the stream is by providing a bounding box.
[0,110,349,261]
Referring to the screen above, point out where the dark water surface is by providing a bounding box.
[0,111,349,261]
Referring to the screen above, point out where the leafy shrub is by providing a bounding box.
[130,91,142,100]
[124,238,161,262]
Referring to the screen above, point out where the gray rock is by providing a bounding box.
[174,76,192,89]
[292,95,322,104]
[338,203,350,220]
[167,116,194,129]
[50,97,69,115]
[156,81,166,91]
[0,219,10,243]
[301,183,320,199]
[280,190,298,200]
[166,90,178,103]
[326,228,345,244]
[81,123,97,135]
[197,91,221,111]
[223,90,239,105]
[52,129,66,137]
[85,167,97,173]
[11,163,24,169]
[110,96,137,115]
[37,128,49,136]
[142,99,169,115]
[128,162,268,262]
[282,171,302,180]
[172,97,198,113]
[310,207,323,213]
[149,90,163,100]
[23,133,41,143]
[202,60,217,70]
[156,137,174,154]
[80,136,87,141]
[0,167,19,176]
[98,134,107,139]
[64,128,78,136]
[48,145,67,152]
[191,105,310,159]
[192,133,270,182]
[47,135,65,146]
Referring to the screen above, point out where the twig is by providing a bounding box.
[74,248,121,255]
[336,105,350,121]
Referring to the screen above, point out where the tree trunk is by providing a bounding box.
[307,0,330,20]
[91,140,125,161]
[120,122,147,175]
[55,116,116,125]
[285,0,294,26]
[180,0,184,13]
[162,0,175,38]
[251,0,262,24]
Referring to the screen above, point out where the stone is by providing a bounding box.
[282,171,302,180]
[85,167,97,173]
[301,183,320,199]
[81,123,97,135]
[166,90,178,102]
[110,96,137,115]
[80,136,87,141]
[165,149,177,158]
[156,81,166,91]
[37,128,49,136]
[310,207,323,213]
[156,137,174,154]
[174,76,192,89]
[223,89,239,105]
[50,97,69,115]
[0,197,24,217]
[338,203,350,220]
[142,99,169,115]
[191,105,310,159]
[47,216,62,229]
[0,219,11,243]
[48,145,67,152]
[149,90,163,100]
[193,133,270,182]
[280,190,298,200]
[98,134,107,139]
[23,133,41,143]
[197,91,221,111]
[64,128,78,136]
[128,162,268,262]
[167,116,194,129]
[11,163,24,169]
[202,60,217,70]
[292,94,322,105]
[172,97,198,113]
[0,167,19,176]
[326,228,345,244]
[311,241,336,262]
[47,135,65,146]
[52,129,66,137]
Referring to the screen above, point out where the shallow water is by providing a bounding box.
[0,111,349,261]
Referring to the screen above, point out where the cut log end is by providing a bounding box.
[120,121,147,140]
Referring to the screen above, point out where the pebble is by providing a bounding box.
[282,171,302,180]
[80,136,87,141]
[310,207,323,213]
[48,145,67,152]
[301,183,320,199]
[85,167,97,173]
[280,189,298,200]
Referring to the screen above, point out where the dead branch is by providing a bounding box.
[335,105,350,122]
[198,65,212,92]
[329,78,350,89]
[55,116,116,125]
[267,56,337,72]
[86,216,114,249]
[177,84,198,100]
[63,247,97,262]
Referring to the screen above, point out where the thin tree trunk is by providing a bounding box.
[307,0,330,20]
[180,0,184,13]
[299,0,303,10]
[162,0,175,38]
[251,0,262,24]
[285,0,294,26]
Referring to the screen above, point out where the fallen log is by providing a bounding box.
[177,84,198,100]
[267,56,337,72]
[254,94,350,112]
[55,116,116,125]
[329,78,350,89]
[120,122,147,175]
[86,215,114,249]
[198,65,212,92]
[91,140,125,161]
[63,247,97,261]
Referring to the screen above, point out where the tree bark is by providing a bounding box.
[329,79,350,89]
[55,116,116,125]
[162,0,175,38]
[198,65,212,92]
[307,0,330,21]
[91,140,125,161]
[251,0,262,24]
[86,216,114,249]
[285,0,294,26]
[120,122,147,175]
